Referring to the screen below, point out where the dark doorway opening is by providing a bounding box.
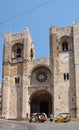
[40,101,48,116]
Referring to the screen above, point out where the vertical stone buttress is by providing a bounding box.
[49,26,58,117]
[2,32,12,119]
[73,23,79,118]
[22,28,35,118]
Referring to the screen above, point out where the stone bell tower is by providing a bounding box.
[49,24,76,117]
[2,28,35,119]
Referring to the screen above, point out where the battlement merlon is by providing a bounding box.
[4,28,33,44]
[49,25,57,35]
[49,25,72,37]
[50,22,79,35]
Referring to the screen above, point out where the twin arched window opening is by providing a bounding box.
[64,73,69,80]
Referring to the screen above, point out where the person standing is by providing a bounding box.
[50,114,53,122]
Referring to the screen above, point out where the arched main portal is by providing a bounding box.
[30,90,53,117]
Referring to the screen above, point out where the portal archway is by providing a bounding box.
[29,90,53,117]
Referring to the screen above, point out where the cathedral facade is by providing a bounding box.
[2,23,79,119]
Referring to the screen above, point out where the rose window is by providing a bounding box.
[36,71,48,83]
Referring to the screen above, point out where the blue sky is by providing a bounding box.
[0,0,79,82]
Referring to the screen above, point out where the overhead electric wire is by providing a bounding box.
[0,0,55,25]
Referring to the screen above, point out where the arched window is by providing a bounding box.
[12,43,23,59]
[62,42,68,51]
[16,48,21,58]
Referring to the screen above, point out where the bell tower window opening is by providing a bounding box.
[12,43,23,59]
[62,42,68,51]
[16,48,21,58]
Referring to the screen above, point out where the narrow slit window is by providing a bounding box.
[67,73,69,80]
[64,73,66,80]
